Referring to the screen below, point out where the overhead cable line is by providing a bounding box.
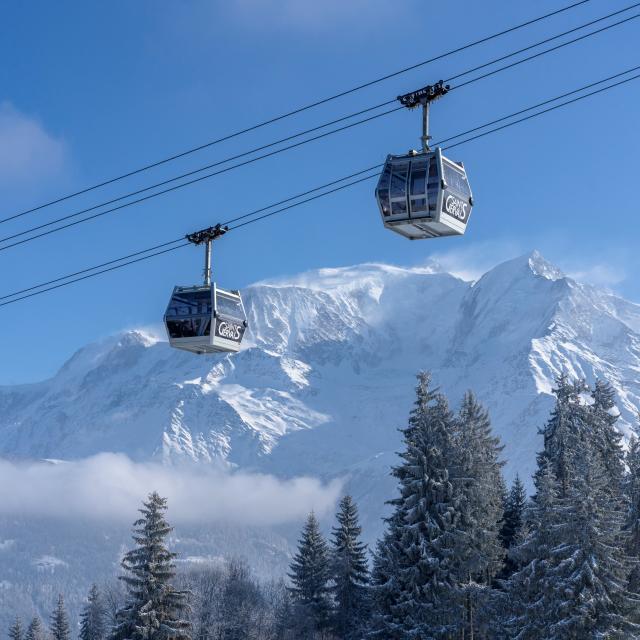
[0,107,401,251]
[1,0,593,224]
[2,66,639,307]
[2,6,637,252]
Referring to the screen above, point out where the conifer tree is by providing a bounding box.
[499,474,527,578]
[506,462,562,639]
[453,391,505,637]
[50,594,70,640]
[287,511,332,637]
[80,584,107,640]
[537,375,587,498]
[112,492,191,640]
[8,618,24,640]
[368,511,403,639]
[500,475,526,549]
[25,618,45,640]
[330,495,369,639]
[590,379,627,510]
[625,419,640,593]
[369,372,464,639]
[508,380,640,639]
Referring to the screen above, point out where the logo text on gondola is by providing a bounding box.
[217,321,243,341]
[444,194,468,221]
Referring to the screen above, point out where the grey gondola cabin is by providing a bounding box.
[164,284,247,354]
[376,80,474,239]
[375,148,473,239]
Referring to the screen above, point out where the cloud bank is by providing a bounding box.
[0,102,67,187]
[0,454,342,526]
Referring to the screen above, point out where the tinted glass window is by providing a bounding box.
[390,163,409,198]
[166,289,212,317]
[443,161,471,198]
[377,165,391,192]
[429,157,439,180]
[410,197,427,213]
[410,168,426,196]
[166,317,210,338]
[378,189,391,216]
[391,200,408,216]
[217,293,245,320]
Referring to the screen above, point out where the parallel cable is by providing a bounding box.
[0,244,191,307]
[2,67,639,307]
[0,175,380,307]
[1,0,594,224]
[0,107,401,251]
[2,6,637,251]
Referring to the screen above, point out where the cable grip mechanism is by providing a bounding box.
[186,223,229,287]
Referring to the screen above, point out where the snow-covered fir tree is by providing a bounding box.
[537,375,588,498]
[8,618,23,640]
[287,511,332,638]
[368,511,403,639]
[79,584,107,640]
[590,379,626,492]
[625,418,640,594]
[369,372,464,639]
[507,379,640,639]
[50,594,70,640]
[506,462,563,639]
[453,391,506,638]
[112,492,191,640]
[499,474,527,579]
[500,475,526,550]
[330,495,369,639]
[25,618,45,640]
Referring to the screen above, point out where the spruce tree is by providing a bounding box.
[508,380,640,639]
[8,618,23,640]
[25,618,45,640]
[500,475,526,549]
[625,419,640,594]
[287,511,332,637]
[369,372,464,639]
[368,511,403,639]
[80,584,107,640]
[506,462,562,639]
[499,474,527,578]
[112,492,191,640]
[537,374,587,498]
[330,495,369,639]
[50,594,70,640]
[453,391,505,637]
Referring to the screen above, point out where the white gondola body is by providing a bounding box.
[164,283,247,354]
[375,147,473,240]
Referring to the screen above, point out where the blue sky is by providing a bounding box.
[1,0,639,384]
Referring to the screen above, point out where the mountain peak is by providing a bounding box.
[527,250,564,281]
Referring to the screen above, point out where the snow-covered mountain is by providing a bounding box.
[1,250,640,624]
[2,251,639,486]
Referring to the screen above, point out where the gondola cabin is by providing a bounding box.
[164,284,247,354]
[375,147,473,240]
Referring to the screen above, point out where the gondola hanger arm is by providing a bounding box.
[185,223,229,245]
[397,80,450,109]
[398,80,450,153]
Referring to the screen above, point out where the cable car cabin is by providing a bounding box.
[164,284,247,355]
[375,147,473,240]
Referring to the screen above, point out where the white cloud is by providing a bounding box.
[0,102,67,187]
[426,240,524,282]
[0,454,342,525]
[567,264,627,289]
